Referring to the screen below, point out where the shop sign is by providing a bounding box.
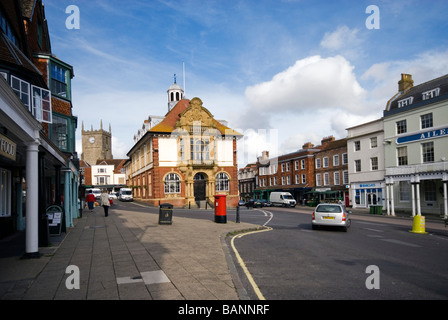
[0,134,16,161]
[397,127,448,144]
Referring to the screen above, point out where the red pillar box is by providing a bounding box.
[214,194,227,224]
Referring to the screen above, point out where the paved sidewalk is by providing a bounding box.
[0,205,258,300]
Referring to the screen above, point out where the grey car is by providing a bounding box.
[311,203,351,232]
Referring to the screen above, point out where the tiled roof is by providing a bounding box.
[388,73,448,112]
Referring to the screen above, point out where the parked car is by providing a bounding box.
[238,200,246,206]
[118,188,133,201]
[109,192,117,200]
[311,203,351,232]
[253,199,263,208]
[85,188,101,200]
[260,199,272,207]
[270,192,296,207]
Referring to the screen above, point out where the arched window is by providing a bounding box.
[164,173,181,194]
[176,92,180,100]
[216,172,229,191]
[170,92,174,102]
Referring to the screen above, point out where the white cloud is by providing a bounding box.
[320,25,360,51]
[245,55,367,114]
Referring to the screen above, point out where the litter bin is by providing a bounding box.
[376,205,383,215]
[214,194,227,224]
[159,203,173,225]
[369,205,376,214]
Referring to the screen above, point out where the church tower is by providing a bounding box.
[167,74,184,112]
[81,120,113,165]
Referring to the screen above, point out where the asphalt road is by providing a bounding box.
[226,206,448,300]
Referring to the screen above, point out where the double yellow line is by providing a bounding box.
[230,215,273,300]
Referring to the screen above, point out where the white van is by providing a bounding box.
[85,188,101,200]
[270,192,296,207]
[119,188,133,202]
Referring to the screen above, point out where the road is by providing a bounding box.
[227,206,448,300]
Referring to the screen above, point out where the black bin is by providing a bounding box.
[159,203,173,225]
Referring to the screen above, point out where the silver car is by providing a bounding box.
[311,203,351,232]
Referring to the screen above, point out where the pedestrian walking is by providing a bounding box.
[86,190,96,212]
[100,189,111,217]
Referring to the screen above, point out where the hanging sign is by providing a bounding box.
[0,133,16,161]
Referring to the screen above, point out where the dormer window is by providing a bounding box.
[397,97,413,108]
[422,88,440,100]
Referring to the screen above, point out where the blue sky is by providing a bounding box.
[43,0,448,166]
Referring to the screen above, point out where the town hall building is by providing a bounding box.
[126,82,242,208]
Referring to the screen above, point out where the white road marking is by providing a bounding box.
[379,238,421,248]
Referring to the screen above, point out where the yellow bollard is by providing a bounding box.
[410,215,428,234]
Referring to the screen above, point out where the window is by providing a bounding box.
[422,88,440,100]
[286,162,290,172]
[11,76,30,110]
[301,159,305,170]
[354,141,361,151]
[324,173,329,186]
[216,172,229,191]
[32,86,52,123]
[371,157,378,171]
[399,181,410,202]
[422,142,434,163]
[302,174,306,184]
[370,137,378,148]
[355,160,361,172]
[396,120,407,134]
[190,138,210,163]
[333,155,339,166]
[0,169,11,217]
[281,176,285,185]
[286,176,291,185]
[0,9,19,46]
[397,146,408,166]
[423,180,437,202]
[343,170,349,185]
[323,157,329,168]
[316,174,322,187]
[51,64,68,98]
[397,97,414,108]
[334,172,340,185]
[51,115,68,151]
[164,173,181,194]
[421,113,433,129]
[281,163,285,172]
[342,153,348,165]
[315,158,321,168]
[294,160,299,170]
[295,174,299,184]
[179,138,185,160]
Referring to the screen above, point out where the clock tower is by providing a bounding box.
[81,120,113,165]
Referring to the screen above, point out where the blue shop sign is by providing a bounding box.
[397,127,448,144]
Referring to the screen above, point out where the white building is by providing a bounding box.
[383,74,448,218]
[347,118,385,209]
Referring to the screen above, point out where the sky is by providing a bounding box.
[43,0,448,167]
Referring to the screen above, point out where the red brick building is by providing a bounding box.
[126,87,242,208]
[313,136,349,205]
[254,142,320,203]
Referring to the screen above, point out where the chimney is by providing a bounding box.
[321,136,335,145]
[398,74,413,92]
[302,142,314,149]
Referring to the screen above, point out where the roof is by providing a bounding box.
[385,73,448,116]
[149,98,243,137]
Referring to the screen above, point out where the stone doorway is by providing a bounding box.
[194,173,207,202]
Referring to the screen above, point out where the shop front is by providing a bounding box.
[351,181,384,209]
